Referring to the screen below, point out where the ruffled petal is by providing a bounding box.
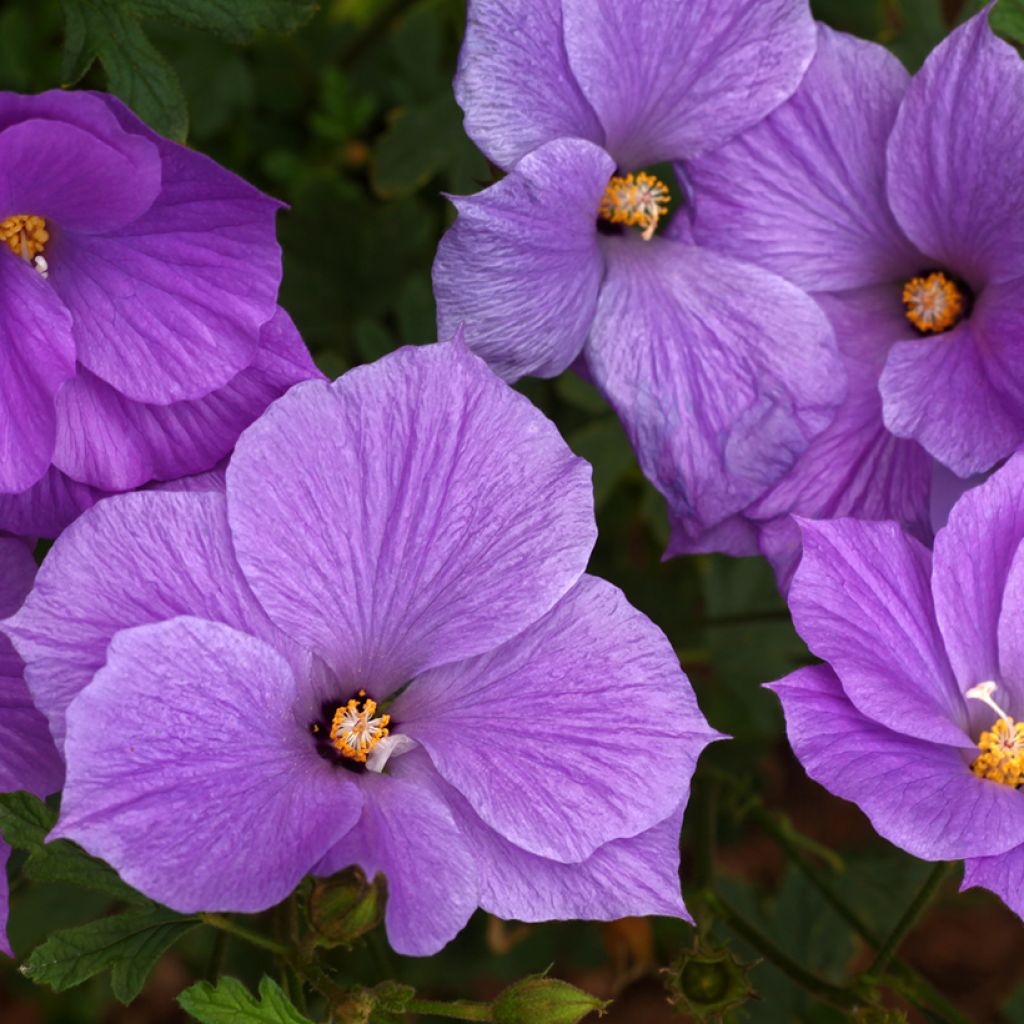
[0,253,74,492]
[55,617,359,913]
[0,467,102,540]
[886,11,1024,287]
[227,341,595,691]
[562,0,816,168]
[52,308,321,491]
[455,0,603,169]
[396,575,718,862]
[688,26,918,292]
[315,771,477,956]
[771,666,1024,861]
[790,518,969,745]
[6,490,299,748]
[433,138,611,381]
[584,236,842,535]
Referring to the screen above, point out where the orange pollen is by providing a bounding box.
[972,718,1024,787]
[598,172,671,241]
[329,690,390,764]
[0,214,49,260]
[902,272,965,334]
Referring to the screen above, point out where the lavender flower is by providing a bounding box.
[769,455,1024,921]
[6,340,719,956]
[0,539,62,956]
[432,0,844,551]
[687,11,1024,584]
[0,91,320,537]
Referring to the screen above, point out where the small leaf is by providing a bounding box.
[22,907,198,1004]
[179,976,316,1023]
[131,0,318,44]
[993,0,1024,45]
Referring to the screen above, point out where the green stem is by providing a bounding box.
[866,862,952,980]
[205,927,228,981]
[199,913,290,958]
[708,891,859,1011]
[406,997,493,1021]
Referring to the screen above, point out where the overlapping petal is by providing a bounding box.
[434,138,612,381]
[689,26,918,292]
[562,0,816,168]
[396,575,717,862]
[770,667,1024,861]
[55,617,359,913]
[585,236,842,534]
[0,468,101,539]
[227,341,595,692]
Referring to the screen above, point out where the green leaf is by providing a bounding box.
[59,0,188,140]
[131,0,318,44]
[179,976,316,1023]
[22,906,198,1004]
[993,0,1024,45]
[0,793,147,906]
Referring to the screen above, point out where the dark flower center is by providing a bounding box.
[309,690,391,773]
[597,172,671,241]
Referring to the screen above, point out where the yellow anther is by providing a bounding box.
[329,690,390,764]
[967,682,1024,787]
[598,172,671,241]
[0,214,49,261]
[902,271,965,334]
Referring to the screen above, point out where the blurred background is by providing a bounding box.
[2,0,1023,1020]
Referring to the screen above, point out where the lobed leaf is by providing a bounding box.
[178,976,316,1023]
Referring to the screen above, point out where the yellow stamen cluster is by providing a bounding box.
[329,690,390,764]
[902,271,965,334]
[598,172,671,241]
[0,214,49,261]
[972,717,1024,787]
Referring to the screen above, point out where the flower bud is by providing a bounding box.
[493,974,609,1024]
[308,867,385,947]
[663,941,756,1021]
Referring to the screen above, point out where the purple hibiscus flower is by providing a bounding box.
[432,0,845,553]
[769,454,1024,921]
[6,339,720,956]
[0,538,62,956]
[0,90,320,538]
[685,10,1024,586]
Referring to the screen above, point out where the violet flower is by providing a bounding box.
[686,11,1024,585]
[6,340,720,956]
[769,455,1024,920]
[0,538,62,956]
[0,91,320,538]
[432,0,844,552]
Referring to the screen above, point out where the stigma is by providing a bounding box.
[902,271,965,334]
[598,173,670,241]
[967,682,1024,787]
[0,215,50,278]
[329,690,390,764]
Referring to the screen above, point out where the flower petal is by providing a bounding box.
[5,490,299,749]
[770,666,1024,860]
[54,617,358,913]
[562,0,816,168]
[433,138,611,381]
[51,139,282,405]
[962,845,1024,922]
[315,771,477,956]
[455,0,603,169]
[688,26,918,292]
[790,518,969,745]
[886,11,1024,286]
[585,236,842,535]
[52,308,321,491]
[0,468,102,540]
[227,341,595,691]
[880,322,1022,477]
[396,575,719,862]
[0,253,74,492]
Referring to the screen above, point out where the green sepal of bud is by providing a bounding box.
[332,981,415,1024]
[308,867,385,947]
[493,973,610,1024]
[663,940,756,1022]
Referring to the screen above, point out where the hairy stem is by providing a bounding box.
[406,997,494,1021]
[199,913,290,957]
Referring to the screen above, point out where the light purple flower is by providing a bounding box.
[769,454,1024,920]
[687,11,1024,585]
[432,0,844,549]
[6,339,719,956]
[0,538,62,956]
[0,91,320,537]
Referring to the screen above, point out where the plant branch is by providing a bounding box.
[406,997,493,1021]
[199,913,290,957]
